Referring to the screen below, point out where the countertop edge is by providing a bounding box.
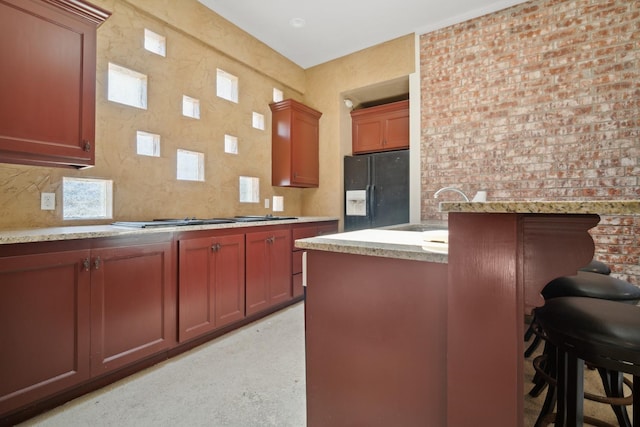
[295,237,448,263]
[440,200,640,215]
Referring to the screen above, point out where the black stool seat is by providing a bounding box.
[536,297,640,360]
[542,271,640,301]
[525,271,640,358]
[534,297,640,426]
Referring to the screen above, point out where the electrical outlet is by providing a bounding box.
[41,193,55,210]
[264,198,270,209]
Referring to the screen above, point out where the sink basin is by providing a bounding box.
[231,215,297,222]
[421,229,448,254]
[383,222,448,232]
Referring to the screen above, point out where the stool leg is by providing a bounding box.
[597,368,631,427]
[526,335,542,358]
[555,349,585,427]
[525,321,535,341]
[534,345,557,427]
[565,354,584,427]
[530,341,553,397]
[556,348,567,426]
[535,386,557,427]
[634,375,640,426]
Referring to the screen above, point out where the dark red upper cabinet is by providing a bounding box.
[270,99,322,188]
[351,100,409,155]
[0,0,110,169]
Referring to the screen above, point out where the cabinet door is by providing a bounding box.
[268,229,293,305]
[246,229,292,315]
[383,110,410,150]
[0,250,91,415]
[0,0,108,168]
[178,234,245,342]
[90,242,172,376]
[352,116,384,154]
[246,231,271,315]
[213,234,245,328]
[291,110,319,187]
[270,99,321,188]
[178,237,216,342]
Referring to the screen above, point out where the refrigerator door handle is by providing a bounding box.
[367,184,375,220]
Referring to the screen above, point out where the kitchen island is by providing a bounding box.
[296,201,639,427]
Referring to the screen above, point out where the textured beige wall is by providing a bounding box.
[303,35,415,226]
[0,1,414,230]
[128,0,306,94]
[0,0,306,228]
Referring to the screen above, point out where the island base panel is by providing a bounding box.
[305,250,447,427]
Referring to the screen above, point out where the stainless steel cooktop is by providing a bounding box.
[112,215,297,228]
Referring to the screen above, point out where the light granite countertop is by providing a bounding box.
[439,200,640,215]
[0,217,338,245]
[295,201,639,262]
[295,222,449,263]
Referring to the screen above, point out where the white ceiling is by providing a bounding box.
[198,0,529,69]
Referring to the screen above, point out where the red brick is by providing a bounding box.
[420,0,639,283]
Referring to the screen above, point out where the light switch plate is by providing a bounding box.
[41,193,55,210]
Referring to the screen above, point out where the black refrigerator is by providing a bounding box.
[344,149,409,231]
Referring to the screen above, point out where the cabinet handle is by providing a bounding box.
[211,243,221,252]
[266,236,275,244]
[83,258,90,272]
[83,140,91,152]
[93,256,101,270]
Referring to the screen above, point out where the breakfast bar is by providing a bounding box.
[296,200,639,427]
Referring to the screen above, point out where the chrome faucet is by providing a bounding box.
[433,187,470,202]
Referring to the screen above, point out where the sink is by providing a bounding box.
[383,222,448,232]
[421,229,448,254]
[231,215,297,222]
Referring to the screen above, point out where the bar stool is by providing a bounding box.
[526,272,640,425]
[525,267,637,358]
[532,297,640,426]
[524,260,610,351]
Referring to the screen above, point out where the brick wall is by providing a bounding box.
[420,0,639,283]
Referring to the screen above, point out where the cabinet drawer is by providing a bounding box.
[292,225,318,244]
[317,223,339,236]
[293,250,304,274]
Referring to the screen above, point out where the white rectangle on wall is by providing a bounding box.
[272,196,284,211]
[239,176,259,203]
